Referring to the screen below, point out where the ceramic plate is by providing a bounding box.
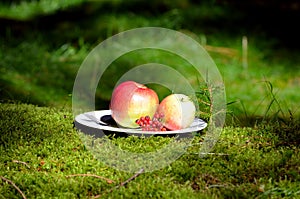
[74,110,207,137]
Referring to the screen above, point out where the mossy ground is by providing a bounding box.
[1,103,299,198]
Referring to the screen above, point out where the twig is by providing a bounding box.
[0,176,27,199]
[94,168,145,198]
[12,160,31,169]
[208,184,226,188]
[204,45,238,57]
[197,98,211,106]
[119,168,145,187]
[198,152,229,156]
[242,36,248,70]
[65,174,115,184]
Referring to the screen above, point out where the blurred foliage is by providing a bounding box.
[0,0,299,119]
[1,0,299,47]
[0,0,86,20]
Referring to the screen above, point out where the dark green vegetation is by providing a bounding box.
[1,0,299,198]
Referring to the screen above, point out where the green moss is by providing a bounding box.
[0,103,299,198]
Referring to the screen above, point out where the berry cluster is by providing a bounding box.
[135,113,167,131]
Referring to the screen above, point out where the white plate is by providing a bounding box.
[74,110,207,137]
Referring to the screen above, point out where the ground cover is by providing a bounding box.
[0,103,299,198]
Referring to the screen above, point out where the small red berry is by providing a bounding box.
[136,115,168,132]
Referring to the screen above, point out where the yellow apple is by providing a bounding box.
[156,93,196,130]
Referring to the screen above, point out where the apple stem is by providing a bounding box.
[135,82,147,89]
[180,96,190,102]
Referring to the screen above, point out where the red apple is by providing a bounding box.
[110,81,159,128]
[156,94,196,130]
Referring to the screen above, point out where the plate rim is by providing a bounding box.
[74,109,208,135]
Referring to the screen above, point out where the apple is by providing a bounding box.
[110,81,159,128]
[156,93,196,130]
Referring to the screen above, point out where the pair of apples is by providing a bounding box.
[109,81,196,131]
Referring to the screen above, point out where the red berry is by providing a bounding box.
[136,115,168,132]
